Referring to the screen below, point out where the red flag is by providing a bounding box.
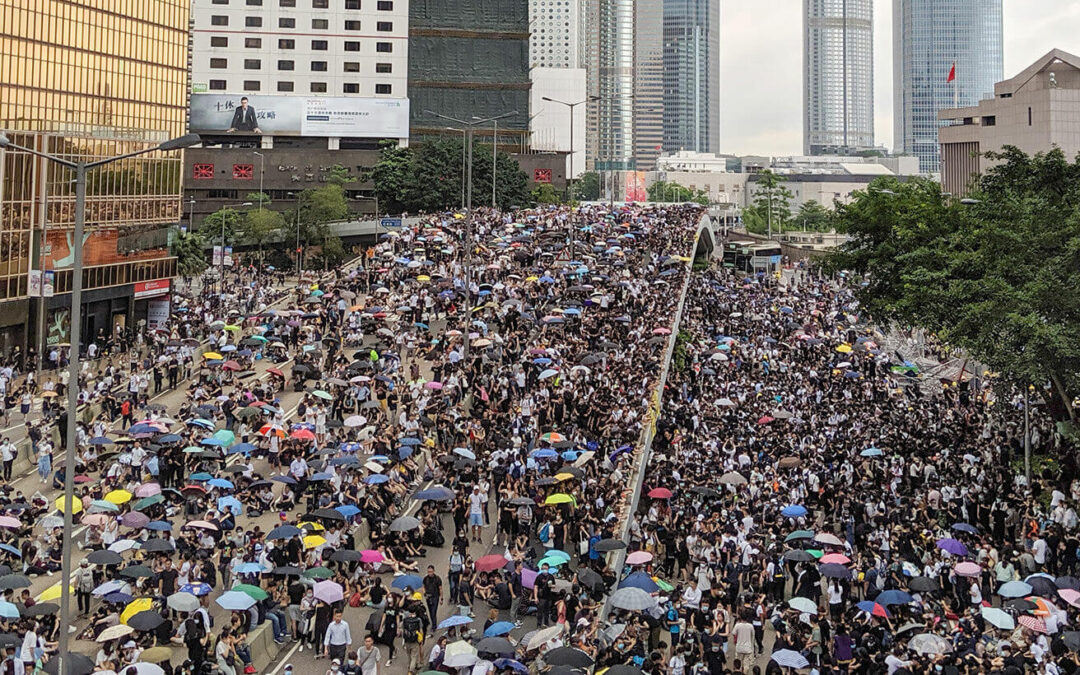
[947,62,956,83]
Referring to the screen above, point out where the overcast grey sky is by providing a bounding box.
[719,0,1080,155]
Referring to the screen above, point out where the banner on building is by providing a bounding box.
[28,270,55,298]
[212,246,234,268]
[134,279,171,299]
[624,171,647,202]
[189,94,410,138]
[147,299,171,331]
[47,308,70,347]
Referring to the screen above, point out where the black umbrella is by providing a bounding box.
[556,466,584,478]
[1058,576,1080,591]
[87,550,124,566]
[1062,631,1080,652]
[120,564,155,579]
[819,563,850,579]
[141,539,175,553]
[272,566,302,576]
[552,440,575,449]
[782,550,816,563]
[576,568,604,590]
[907,576,939,593]
[594,539,627,552]
[603,667,644,675]
[0,634,18,647]
[22,603,58,617]
[0,575,30,590]
[508,497,535,506]
[1027,576,1057,597]
[545,647,594,669]
[43,653,94,675]
[268,525,302,540]
[127,610,166,632]
[475,637,514,655]
[1003,598,1037,613]
[330,550,363,563]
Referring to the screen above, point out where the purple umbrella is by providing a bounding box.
[312,580,344,604]
[121,512,150,529]
[935,538,968,556]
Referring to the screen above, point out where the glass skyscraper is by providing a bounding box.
[662,0,721,155]
[893,0,1003,173]
[804,0,874,155]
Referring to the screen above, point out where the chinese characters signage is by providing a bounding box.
[189,94,410,137]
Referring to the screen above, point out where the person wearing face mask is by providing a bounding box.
[353,635,381,675]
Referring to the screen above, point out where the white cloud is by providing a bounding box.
[719,0,1080,156]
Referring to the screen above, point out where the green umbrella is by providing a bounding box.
[311,390,333,401]
[784,530,815,542]
[234,584,269,600]
[303,567,333,580]
[89,500,120,513]
[655,578,675,592]
[133,495,164,511]
[248,335,269,343]
[235,407,262,419]
[807,549,824,559]
[182,446,203,454]
[213,429,236,446]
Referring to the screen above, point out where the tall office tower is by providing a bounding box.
[633,1,665,171]
[662,0,721,156]
[893,0,1003,173]
[409,0,530,148]
[530,0,581,68]
[804,0,874,155]
[0,0,189,358]
[591,0,637,184]
[187,0,410,226]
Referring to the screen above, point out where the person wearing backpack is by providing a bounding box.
[399,609,423,674]
[447,550,464,605]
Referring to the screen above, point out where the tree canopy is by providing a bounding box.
[825,147,1080,422]
[743,170,793,235]
[647,181,709,206]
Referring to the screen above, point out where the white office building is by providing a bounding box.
[189,0,410,144]
[529,0,581,68]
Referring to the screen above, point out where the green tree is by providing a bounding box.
[246,191,271,208]
[743,170,793,235]
[532,183,562,205]
[202,207,242,245]
[647,181,709,205]
[826,150,1080,423]
[326,163,355,186]
[402,138,464,212]
[573,172,600,201]
[173,230,208,278]
[241,208,285,262]
[367,140,412,215]
[795,200,832,232]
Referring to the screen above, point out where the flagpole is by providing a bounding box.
[953,61,958,108]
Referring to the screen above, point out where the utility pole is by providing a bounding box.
[492,119,498,208]
[1024,385,1031,488]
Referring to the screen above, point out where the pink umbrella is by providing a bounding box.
[135,483,162,498]
[0,516,20,529]
[647,488,673,499]
[426,381,443,390]
[313,580,344,603]
[820,553,851,565]
[757,415,775,425]
[359,550,384,563]
[652,327,671,335]
[1018,615,1048,633]
[185,520,219,531]
[953,562,981,577]
[1058,588,1080,609]
[81,514,109,527]
[626,551,653,565]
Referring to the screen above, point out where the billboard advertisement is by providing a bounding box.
[624,171,647,202]
[189,94,410,138]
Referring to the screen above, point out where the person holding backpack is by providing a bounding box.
[400,608,424,674]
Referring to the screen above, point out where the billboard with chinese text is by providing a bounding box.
[189,94,410,138]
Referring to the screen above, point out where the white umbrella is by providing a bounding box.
[718,471,747,485]
[167,592,200,613]
[610,587,657,611]
[344,416,365,428]
[909,633,953,656]
[98,624,134,642]
[787,597,817,614]
[126,664,165,675]
[771,649,809,669]
[716,398,736,407]
[526,625,565,650]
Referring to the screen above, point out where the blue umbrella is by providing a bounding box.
[267,525,302,540]
[533,357,552,365]
[413,487,455,501]
[228,443,256,455]
[89,436,114,445]
[207,478,234,489]
[493,660,528,674]
[781,505,808,518]
[189,419,215,429]
[951,522,978,535]
[103,592,133,606]
[216,591,256,611]
[217,496,243,514]
[146,521,172,531]
[200,438,225,447]
[0,544,21,558]
[330,456,361,467]
[483,621,515,637]
[365,475,389,485]
[190,473,213,482]
[860,447,883,457]
[180,583,212,597]
[310,472,332,481]
[531,448,558,459]
[272,475,297,485]
[875,590,913,605]
[391,575,423,591]
[234,562,264,575]
[0,602,18,620]
[998,580,1033,598]
[619,571,660,593]
[399,438,422,446]
[335,505,360,518]
[437,615,473,629]
[128,424,159,435]
[157,434,182,444]
[397,446,414,460]
[560,451,578,461]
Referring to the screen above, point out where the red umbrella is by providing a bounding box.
[291,428,316,441]
[221,360,241,371]
[757,415,775,425]
[647,487,673,499]
[267,368,284,377]
[1019,615,1048,633]
[475,554,509,572]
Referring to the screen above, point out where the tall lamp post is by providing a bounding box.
[287,191,303,281]
[540,96,595,205]
[253,151,265,210]
[0,131,200,675]
[423,110,518,362]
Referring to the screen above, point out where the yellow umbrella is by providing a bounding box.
[39,583,74,602]
[223,325,241,332]
[298,521,325,531]
[55,496,82,514]
[554,473,575,482]
[121,598,152,625]
[835,344,853,353]
[526,276,539,282]
[417,275,431,282]
[454,213,464,220]
[105,489,133,505]
[545,493,577,506]
[303,535,327,549]
[203,352,224,360]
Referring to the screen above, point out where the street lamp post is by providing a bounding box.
[0,131,200,675]
[541,96,594,205]
[446,127,466,209]
[220,201,253,295]
[423,110,517,362]
[287,192,302,281]
[253,151,265,210]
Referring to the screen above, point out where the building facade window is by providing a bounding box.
[278,39,295,49]
[345,0,361,8]
[311,40,328,50]
[310,61,327,71]
[343,83,359,93]
[242,80,261,91]
[279,17,295,27]
[210,36,228,47]
[375,83,391,94]
[245,37,262,48]
[377,0,392,9]
[376,21,392,31]
[209,79,227,90]
[193,164,215,180]
[311,18,328,29]
[344,41,360,51]
[233,164,254,180]
[278,60,294,70]
[344,20,361,30]
[375,42,392,52]
[210,58,228,68]
[310,82,327,92]
[244,59,261,70]
[210,15,228,25]
[375,62,392,73]
[278,81,294,91]
[245,16,262,27]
